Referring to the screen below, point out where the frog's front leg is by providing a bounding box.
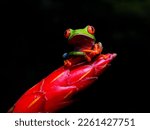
[82,42,103,56]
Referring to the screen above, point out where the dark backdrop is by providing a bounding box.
[1,0,150,112]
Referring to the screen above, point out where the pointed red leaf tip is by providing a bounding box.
[10,53,117,113]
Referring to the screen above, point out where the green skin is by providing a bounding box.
[65,26,96,58]
[68,26,96,41]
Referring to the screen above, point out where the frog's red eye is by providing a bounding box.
[87,25,95,34]
[64,29,71,38]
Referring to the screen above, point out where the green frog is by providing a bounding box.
[63,25,103,66]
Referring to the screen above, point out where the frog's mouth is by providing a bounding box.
[68,35,95,46]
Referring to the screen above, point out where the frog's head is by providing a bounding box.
[64,25,96,45]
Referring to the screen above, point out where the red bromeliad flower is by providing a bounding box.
[9,53,117,113]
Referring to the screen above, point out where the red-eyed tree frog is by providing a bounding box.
[63,25,103,67]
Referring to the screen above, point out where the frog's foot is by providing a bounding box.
[82,42,103,56]
[64,60,72,67]
[93,42,103,55]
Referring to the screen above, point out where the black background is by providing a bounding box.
[1,0,150,112]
